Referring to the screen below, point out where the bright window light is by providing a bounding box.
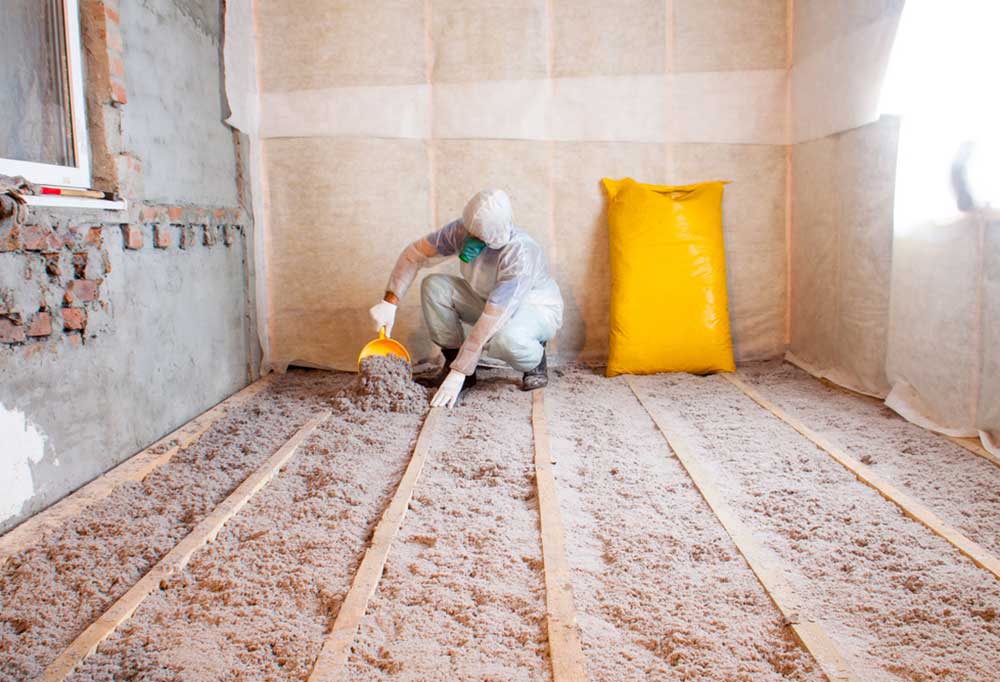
[880,0,1000,230]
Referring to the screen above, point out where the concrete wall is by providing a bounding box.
[0,0,254,532]
[121,0,238,206]
[257,0,790,371]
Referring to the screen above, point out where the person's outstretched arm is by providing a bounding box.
[369,220,464,336]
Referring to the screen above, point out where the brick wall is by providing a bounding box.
[0,201,248,352]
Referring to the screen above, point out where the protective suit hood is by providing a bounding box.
[462,189,514,249]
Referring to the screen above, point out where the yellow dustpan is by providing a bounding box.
[358,326,411,370]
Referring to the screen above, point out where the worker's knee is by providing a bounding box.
[490,328,542,372]
[421,274,455,306]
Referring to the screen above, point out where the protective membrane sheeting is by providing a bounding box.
[790,118,899,397]
[256,0,791,371]
[790,0,904,143]
[222,1,269,371]
[980,223,1000,452]
[886,217,982,431]
[790,0,1000,453]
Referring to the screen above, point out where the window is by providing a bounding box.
[0,0,90,188]
[879,1,1000,231]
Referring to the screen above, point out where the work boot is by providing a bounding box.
[521,346,548,391]
[416,347,478,390]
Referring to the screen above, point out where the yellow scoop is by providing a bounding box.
[358,326,411,369]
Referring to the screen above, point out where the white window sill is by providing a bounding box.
[24,195,128,211]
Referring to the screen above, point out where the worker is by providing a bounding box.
[369,189,563,408]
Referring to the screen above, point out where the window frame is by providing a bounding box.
[0,0,91,189]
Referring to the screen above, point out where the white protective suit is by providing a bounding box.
[385,189,563,375]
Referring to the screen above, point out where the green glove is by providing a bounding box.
[459,236,487,263]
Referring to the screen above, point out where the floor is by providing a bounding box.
[1,362,999,681]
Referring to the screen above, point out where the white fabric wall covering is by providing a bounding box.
[886,213,999,455]
[886,216,983,431]
[979,222,1000,452]
[222,0,270,372]
[261,73,788,145]
[256,0,791,372]
[790,13,901,143]
[790,0,1000,454]
[789,117,900,397]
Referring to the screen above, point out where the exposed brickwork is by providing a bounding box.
[87,227,103,248]
[1,225,20,252]
[22,225,61,252]
[72,252,89,279]
[62,308,87,331]
[1,199,247,351]
[0,316,26,344]
[43,253,60,277]
[121,224,143,250]
[68,279,101,303]
[154,225,172,249]
[179,225,196,250]
[202,225,217,247]
[27,312,52,338]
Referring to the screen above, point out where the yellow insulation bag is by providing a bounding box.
[602,177,735,377]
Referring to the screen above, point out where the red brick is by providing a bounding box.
[27,312,52,338]
[104,5,120,24]
[203,226,217,247]
[87,227,103,247]
[44,254,61,278]
[179,225,196,250]
[106,26,123,52]
[109,56,125,78]
[62,308,86,331]
[140,206,158,222]
[72,252,88,278]
[22,225,52,251]
[111,79,127,104]
[168,206,183,221]
[121,224,142,250]
[0,317,25,344]
[154,225,172,249]
[69,279,100,302]
[1,225,21,252]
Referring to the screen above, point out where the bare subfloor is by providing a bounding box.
[2,363,999,681]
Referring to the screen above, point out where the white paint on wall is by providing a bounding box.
[0,404,47,524]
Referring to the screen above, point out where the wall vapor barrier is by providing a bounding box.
[223,0,270,372]
[259,72,788,145]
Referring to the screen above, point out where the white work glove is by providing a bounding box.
[430,370,466,408]
[369,300,397,337]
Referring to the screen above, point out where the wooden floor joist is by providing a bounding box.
[308,408,442,682]
[41,409,329,682]
[531,389,589,682]
[946,435,1000,470]
[625,376,858,682]
[0,375,275,566]
[724,373,1000,581]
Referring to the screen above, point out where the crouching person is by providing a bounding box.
[369,189,563,407]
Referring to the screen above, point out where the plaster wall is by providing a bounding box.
[0,0,253,531]
[0,219,252,532]
[257,0,790,371]
[121,0,238,206]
